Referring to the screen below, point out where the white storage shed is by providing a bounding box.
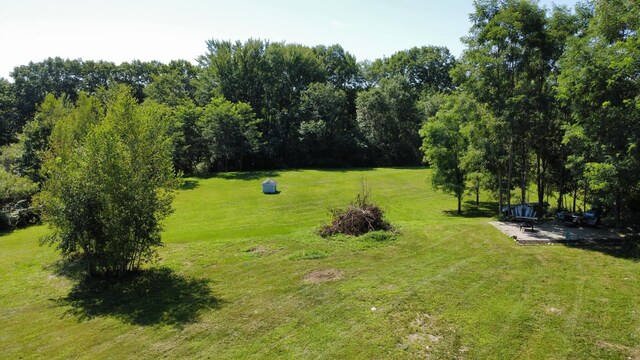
[262,178,278,194]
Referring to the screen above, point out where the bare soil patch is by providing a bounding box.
[303,269,344,283]
[596,340,640,359]
[544,306,562,314]
[400,313,467,358]
[245,245,277,257]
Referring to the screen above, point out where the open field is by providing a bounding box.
[1,168,639,359]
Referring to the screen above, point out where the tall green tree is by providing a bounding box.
[11,58,83,132]
[557,0,640,224]
[197,39,268,110]
[313,44,361,124]
[79,60,117,93]
[313,44,360,90]
[356,76,422,165]
[39,87,178,277]
[0,79,19,146]
[198,39,325,166]
[198,97,261,172]
[169,102,205,174]
[454,0,554,211]
[420,93,486,214]
[111,60,165,103]
[297,83,358,166]
[262,43,325,164]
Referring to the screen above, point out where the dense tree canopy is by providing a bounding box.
[557,0,640,222]
[198,97,261,172]
[297,82,358,166]
[0,79,19,146]
[357,76,422,165]
[368,46,456,93]
[1,0,639,227]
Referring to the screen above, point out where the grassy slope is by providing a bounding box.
[0,168,638,359]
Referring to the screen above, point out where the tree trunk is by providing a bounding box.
[537,154,546,206]
[507,140,513,212]
[572,186,577,213]
[476,187,479,206]
[557,189,564,212]
[583,181,588,212]
[615,192,622,228]
[558,168,565,211]
[498,168,503,215]
[457,193,462,215]
[521,143,526,204]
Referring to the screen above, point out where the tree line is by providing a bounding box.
[1,0,639,229]
[0,43,455,173]
[422,0,639,228]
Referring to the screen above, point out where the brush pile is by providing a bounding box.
[319,186,393,237]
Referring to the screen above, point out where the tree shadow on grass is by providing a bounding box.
[303,167,376,173]
[179,179,200,191]
[210,170,280,181]
[53,267,222,328]
[442,201,497,218]
[563,237,640,262]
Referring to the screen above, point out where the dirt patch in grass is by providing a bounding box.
[400,313,467,358]
[303,269,344,284]
[596,340,640,359]
[544,306,562,314]
[245,245,278,257]
[47,274,70,289]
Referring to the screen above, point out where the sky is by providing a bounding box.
[0,0,580,80]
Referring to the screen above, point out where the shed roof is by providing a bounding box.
[262,178,277,185]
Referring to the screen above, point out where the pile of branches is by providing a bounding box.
[319,185,393,237]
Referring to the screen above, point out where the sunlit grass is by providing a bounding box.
[1,168,638,359]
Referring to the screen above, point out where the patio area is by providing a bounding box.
[489,220,626,245]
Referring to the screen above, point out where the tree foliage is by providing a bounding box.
[0,79,19,146]
[557,0,640,222]
[198,97,261,172]
[421,93,487,213]
[5,8,636,228]
[368,46,456,93]
[0,39,459,172]
[356,76,422,165]
[298,83,358,166]
[38,87,178,277]
[17,94,70,182]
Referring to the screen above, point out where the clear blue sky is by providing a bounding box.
[0,0,580,80]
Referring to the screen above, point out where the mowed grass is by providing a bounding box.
[1,168,639,359]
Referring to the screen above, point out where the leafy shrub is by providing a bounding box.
[0,199,38,229]
[0,169,38,230]
[0,168,38,202]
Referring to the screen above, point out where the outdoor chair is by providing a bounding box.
[509,204,538,231]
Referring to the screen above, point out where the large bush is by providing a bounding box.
[38,87,179,277]
[0,168,38,229]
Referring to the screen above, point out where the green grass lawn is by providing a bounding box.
[1,168,638,359]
